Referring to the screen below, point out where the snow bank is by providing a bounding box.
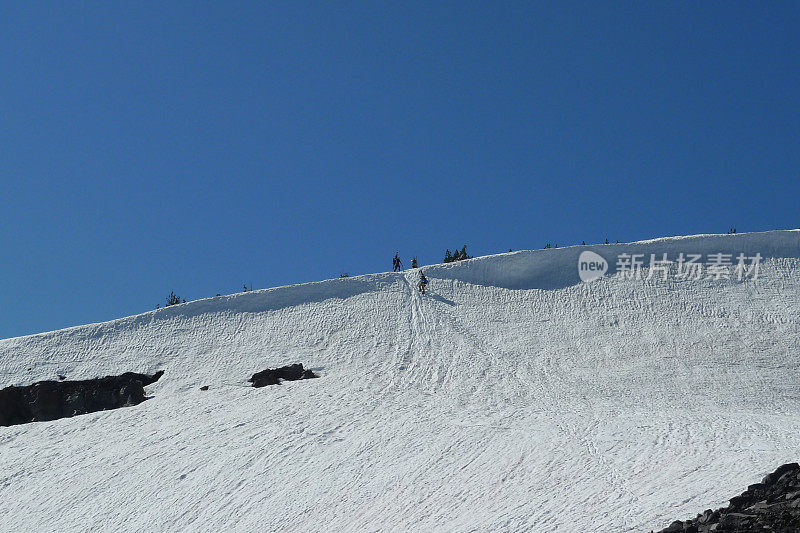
[425,229,800,290]
[1,230,799,532]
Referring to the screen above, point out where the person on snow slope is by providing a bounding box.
[417,271,429,294]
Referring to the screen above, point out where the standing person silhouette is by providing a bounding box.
[393,252,403,272]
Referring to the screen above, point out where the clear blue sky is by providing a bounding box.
[1,2,798,338]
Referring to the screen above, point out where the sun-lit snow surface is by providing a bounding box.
[2,230,800,532]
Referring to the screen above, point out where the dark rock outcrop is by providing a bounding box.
[657,462,800,532]
[249,363,317,387]
[0,370,164,427]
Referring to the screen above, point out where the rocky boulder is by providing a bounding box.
[657,462,800,532]
[0,370,164,426]
[249,364,317,387]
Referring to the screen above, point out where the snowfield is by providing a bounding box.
[2,230,800,532]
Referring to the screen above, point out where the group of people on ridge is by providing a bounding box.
[393,252,428,294]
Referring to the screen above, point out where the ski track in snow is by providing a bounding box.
[1,230,800,532]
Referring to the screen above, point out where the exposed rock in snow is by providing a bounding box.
[0,370,163,426]
[249,363,317,387]
[657,463,800,532]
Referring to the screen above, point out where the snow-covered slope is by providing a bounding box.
[2,230,800,532]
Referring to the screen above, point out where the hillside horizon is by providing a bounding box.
[4,227,798,342]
